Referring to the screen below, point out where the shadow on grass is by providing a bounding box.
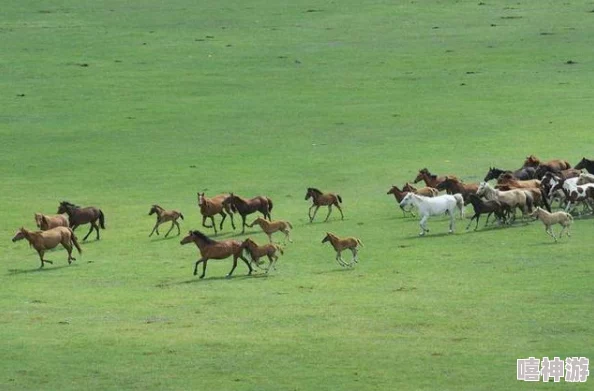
[314,267,357,275]
[7,264,75,276]
[175,272,265,284]
[148,235,180,242]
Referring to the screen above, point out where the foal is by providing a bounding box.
[322,232,363,267]
[148,205,184,237]
[241,237,283,272]
[305,187,344,222]
[466,194,508,230]
[34,213,68,230]
[12,227,82,268]
[248,217,293,243]
[180,230,252,278]
[530,207,573,242]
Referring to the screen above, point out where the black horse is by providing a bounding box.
[575,157,594,174]
[57,201,106,241]
[483,166,535,182]
[466,194,510,230]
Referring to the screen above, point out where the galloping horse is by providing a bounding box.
[222,193,273,234]
[321,232,363,267]
[12,227,82,268]
[57,201,105,241]
[413,168,459,193]
[466,194,509,230]
[180,230,253,279]
[523,155,571,172]
[34,213,68,230]
[496,173,541,189]
[305,188,344,223]
[197,192,234,234]
[402,182,439,197]
[248,217,293,244]
[241,237,283,272]
[534,165,581,180]
[435,176,479,204]
[399,193,464,236]
[530,207,573,242]
[476,182,532,223]
[483,166,535,182]
[148,205,184,237]
[574,157,594,174]
[387,186,415,217]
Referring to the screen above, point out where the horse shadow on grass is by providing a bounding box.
[314,267,357,275]
[7,264,75,276]
[175,272,268,285]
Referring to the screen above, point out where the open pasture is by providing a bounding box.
[1,0,594,389]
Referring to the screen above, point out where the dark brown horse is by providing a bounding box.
[483,166,535,181]
[413,168,459,193]
[57,201,105,241]
[574,157,594,174]
[534,165,581,180]
[523,155,571,172]
[180,230,253,278]
[305,188,344,222]
[222,193,273,234]
[436,177,479,204]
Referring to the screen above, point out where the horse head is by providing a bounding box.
[524,155,540,167]
[414,169,428,183]
[34,213,43,228]
[11,228,26,242]
[321,232,331,244]
[399,192,415,208]
[476,182,488,196]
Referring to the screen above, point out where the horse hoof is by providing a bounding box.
[225,274,232,279]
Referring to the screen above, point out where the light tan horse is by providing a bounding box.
[530,207,573,242]
[148,205,184,237]
[34,213,68,230]
[12,227,82,268]
[241,237,284,272]
[248,217,293,243]
[496,173,541,189]
[476,182,533,223]
[180,230,252,278]
[322,232,363,267]
[402,182,439,197]
[305,188,344,222]
[197,192,234,234]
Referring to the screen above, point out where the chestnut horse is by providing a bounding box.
[180,230,253,279]
[34,213,68,231]
[148,205,184,237]
[241,237,283,272]
[222,193,273,234]
[402,182,439,197]
[12,227,82,268]
[322,232,363,267]
[57,201,105,241]
[435,177,478,204]
[523,155,571,172]
[574,157,594,174]
[413,168,459,193]
[248,217,293,243]
[387,186,415,217]
[496,173,541,189]
[305,188,344,223]
[197,192,234,234]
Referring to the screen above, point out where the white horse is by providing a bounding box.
[399,193,464,236]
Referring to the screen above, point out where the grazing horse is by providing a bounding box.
[321,232,363,267]
[402,182,439,197]
[530,207,573,242]
[241,237,283,272]
[476,182,532,223]
[222,193,273,234]
[197,192,234,234]
[413,168,459,192]
[466,194,509,230]
[12,227,81,268]
[483,166,535,181]
[435,176,479,204]
[248,217,293,244]
[387,186,415,217]
[180,230,253,279]
[574,157,594,174]
[57,201,105,241]
[34,213,68,231]
[148,205,184,237]
[305,188,344,223]
[523,155,571,172]
[399,193,464,236]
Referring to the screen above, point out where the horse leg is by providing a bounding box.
[310,205,320,223]
[558,225,566,239]
[83,224,94,241]
[164,221,175,238]
[545,226,557,242]
[324,205,333,222]
[149,221,160,237]
[267,233,273,243]
[335,251,345,267]
[350,248,358,265]
[94,222,101,240]
[335,203,344,220]
[175,220,181,236]
[194,257,207,277]
[62,241,74,263]
[210,217,218,235]
[238,254,253,275]
[449,210,455,234]
[241,215,248,234]
[219,212,226,231]
[466,214,477,230]
[202,215,212,229]
[419,215,429,236]
[283,228,292,243]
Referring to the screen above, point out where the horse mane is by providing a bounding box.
[61,201,79,209]
[308,188,323,196]
[192,230,216,244]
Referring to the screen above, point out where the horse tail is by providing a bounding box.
[180,213,185,220]
[337,195,343,204]
[525,192,534,212]
[454,194,465,218]
[564,160,572,169]
[70,230,82,255]
[539,188,551,212]
[286,221,293,229]
[276,244,284,255]
[357,238,364,247]
[99,210,106,229]
[267,197,273,213]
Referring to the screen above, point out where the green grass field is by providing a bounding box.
[2,1,594,389]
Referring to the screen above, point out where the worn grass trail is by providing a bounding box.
[1,1,594,390]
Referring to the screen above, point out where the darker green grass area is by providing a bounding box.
[1,1,594,390]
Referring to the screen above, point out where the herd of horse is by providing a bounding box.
[11,156,594,277]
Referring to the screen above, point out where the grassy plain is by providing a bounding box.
[1,0,594,390]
